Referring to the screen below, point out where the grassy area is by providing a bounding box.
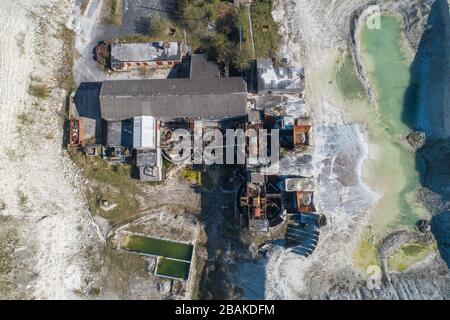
[353,232,380,271]
[0,229,18,275]
[181,167,202,186]
[105,241,149,293]
[167,0,253,70]
[17,190,28,209]
[236,6,255,68]
[102,0,123,26]
[125,0,278,69]
[54,25,76,93]
[80,0,90,15]
[69,149,142,226]
[111,0,123,26]
[17,112,35,127]
[146,16,184,43]
[388,243,436,272]
[116,33,183,44]
[28,83,50,99]
[251,0,278,58]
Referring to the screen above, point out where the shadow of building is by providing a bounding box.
[403,0,450,267]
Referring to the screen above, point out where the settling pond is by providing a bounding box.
[358,14,428,234]
[332,14,433,269]
[122,234,194,280]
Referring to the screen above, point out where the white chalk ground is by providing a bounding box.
[0,0,100,299]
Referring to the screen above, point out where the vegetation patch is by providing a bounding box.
[17,190,28,209]
[69,149,143,226]
[102,0,123,26]
[146,16,184,43]
[235,6,255,69]
[353,232,380,271]
[28,83,50,99]
[17,112,35,127]
[106,242,149,292]
[115,1,278,70]
[55,25,76,92]
[388,242,436,272]
[0,229,19,275]
[151,0,252,70]
[80,0,90,16]
[251,0,278,58]
[116,33,183,44]
[181,167,202,186]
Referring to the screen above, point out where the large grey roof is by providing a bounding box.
[100,78,248,121]
[190,54,221,79]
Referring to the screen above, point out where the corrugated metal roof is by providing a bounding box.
[136,150,158,167]
[100,78,248,121]
[257,59,305,93]
[133,116,156,149]
[106,121,122,146]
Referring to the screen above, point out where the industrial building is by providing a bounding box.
[99,77,248,121]
[110,42,182,71]
[256,58,305,94]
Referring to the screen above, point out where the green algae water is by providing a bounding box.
[122,235,193,279]
[123,235,193,261]
[361,15,413,135]
[156,258,191,279]
[343,15,429,242]
[332,14,433,270]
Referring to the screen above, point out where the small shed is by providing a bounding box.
[136,148,163,182]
